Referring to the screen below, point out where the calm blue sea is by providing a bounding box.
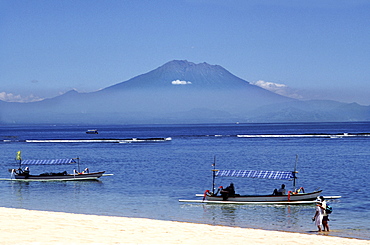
[1,122,369,240]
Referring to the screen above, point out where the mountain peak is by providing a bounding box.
[161,60,213,67]
[158,60,223,73]
[105,60,249,91]
[162,60,196,66]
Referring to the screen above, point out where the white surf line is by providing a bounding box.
[237,134,370,138]
[25,138,172,143]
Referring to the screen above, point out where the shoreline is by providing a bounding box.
[1,207,369,245]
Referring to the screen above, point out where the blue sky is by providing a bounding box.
[1,0,369,105]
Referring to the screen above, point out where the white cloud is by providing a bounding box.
[252,80,286,90]
[171,80,192,85]
[251,80,303,99]
[0,92,43,102]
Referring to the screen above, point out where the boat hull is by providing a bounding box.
[179,199,317,205]
[13,171,106,181]
[205,190,322,202]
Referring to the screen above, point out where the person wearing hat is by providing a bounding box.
[312,198,324,232]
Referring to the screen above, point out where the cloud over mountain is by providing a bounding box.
[0,60,369,124]
[171,80,192,85]
[0,92,42,103]
[251,80,303,99]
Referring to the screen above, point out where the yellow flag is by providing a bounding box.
[16,151,21,161]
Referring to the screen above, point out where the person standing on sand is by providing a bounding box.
[319,196,330,231]
[312,199,324,232]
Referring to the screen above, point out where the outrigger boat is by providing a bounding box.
[9,151,108,181]
[180,156,323,204]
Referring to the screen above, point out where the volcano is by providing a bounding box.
[1,60,369,124]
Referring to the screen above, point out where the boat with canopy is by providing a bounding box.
[9,151,107,181]
[180,156,323,204]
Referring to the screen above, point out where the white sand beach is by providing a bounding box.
[0,207,369,245]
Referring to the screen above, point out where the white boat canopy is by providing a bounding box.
[215,170,295,180]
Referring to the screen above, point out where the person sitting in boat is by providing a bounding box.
[16,168,23,174]
[279,184,286,195]
[16,167,30,176]
[82,168,89,174]
[23,166,30,178]
[273,184,286,195]
[220,183,235,200]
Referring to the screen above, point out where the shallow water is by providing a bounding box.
[1,122,369,240]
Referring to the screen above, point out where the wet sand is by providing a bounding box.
[0,207,369,244]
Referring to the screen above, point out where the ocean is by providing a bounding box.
[1,122,369,240]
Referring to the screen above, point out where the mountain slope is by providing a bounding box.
[87,60,294,118]
[104,60,254,90]
[1,60,369,124]
[250,100,370,122]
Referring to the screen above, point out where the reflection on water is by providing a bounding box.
[10,181,30,208]
[7,180,105,212]
[180,202,370,240]
[185,203,323,232]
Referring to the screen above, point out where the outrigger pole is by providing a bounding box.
[293,154,298,191]
[212,156,217,194]
[76,157,80,173]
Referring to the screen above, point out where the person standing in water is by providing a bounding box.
[312,199,324,232]
[319,196,330,231]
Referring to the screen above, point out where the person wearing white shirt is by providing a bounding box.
[320,196,330,231]
[313,199,324,232]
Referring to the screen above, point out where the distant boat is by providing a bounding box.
[86,129,98,134]
[9,151,109,181]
